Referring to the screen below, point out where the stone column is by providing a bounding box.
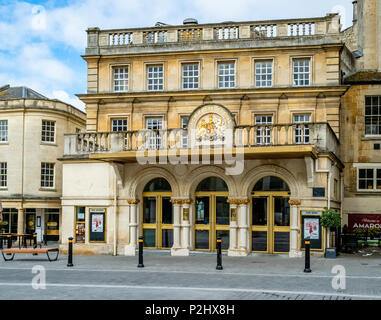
[238,200,249,256]
[227,200,239,256]
[124,200,139,256]
[17,208,24,235]
[289,200,302,258]
[177,200,192,256]
[171,200,182,255]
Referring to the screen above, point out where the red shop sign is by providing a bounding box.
[348,214,381,231]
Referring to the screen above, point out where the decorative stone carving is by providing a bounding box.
[230,208,237,222]
[227,199,250,205]
[183,208,190,221]
[127,199,140,205]
[288,200,301,206]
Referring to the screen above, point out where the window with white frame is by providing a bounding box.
[0,162,7,188]
[147,65,164,91]
[111,119,128,132]
[365,96,381,135]
[146,118,163,149]
[41,120,55,143]
[0,120,7,142]
[255,115,273,145]
[358,168,381,191]
[218,62,235,88]
[293,114,311,144]
[255,60,273,87]
[293,58,310,86]
[181,116,189,148]
[113,67,129,92]
[41,162,55,188]
[182,64,199,90]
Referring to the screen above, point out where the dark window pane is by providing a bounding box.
[253,176,290,192]
[143,197,156,224]
[359,169,366,178]
[252,197,267,226]
[196,177,228,192]
[252,231,267,252]
[161,229,173,248]
[195,230,209,249]
[195,197,209,225]
[216,230,229,250]
[162,197,173,224]
[144,178,171,192]
[216,197,229,225]
[274,197,290,227]
[143,229,156,247]
[274,232,290,253]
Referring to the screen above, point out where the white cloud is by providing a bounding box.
[52,90,85,111]
[0,0,354,117]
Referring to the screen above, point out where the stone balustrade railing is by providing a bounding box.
[64,123,339,158]
[86,14,341,51]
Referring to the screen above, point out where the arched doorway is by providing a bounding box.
[142,178,173,249]
[251,176,290,254]
[194,177,229,251]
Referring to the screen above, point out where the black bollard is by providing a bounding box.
[138,236,144,268]
[7,234,12,249]
[67,237,74,267]
[6,234,12,256]
[33,233,38,255]
[0,234,2,250]
[216,236,223,270]
[304,237,311,273]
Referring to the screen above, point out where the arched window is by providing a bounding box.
[253,176,290,192]
[196,177,228,192]
[143,178,172,192]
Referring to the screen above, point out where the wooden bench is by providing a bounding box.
[1,248,59,262]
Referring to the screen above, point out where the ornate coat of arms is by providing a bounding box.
[196,113,226,143]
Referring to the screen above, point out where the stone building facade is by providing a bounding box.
[0,85,86,243]
[61,0,379,257]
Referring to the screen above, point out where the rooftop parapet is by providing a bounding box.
[85,14,342,55]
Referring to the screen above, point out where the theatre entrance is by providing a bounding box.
[142,178,173,249]
[251,176,291,254]
[194,177,230,251]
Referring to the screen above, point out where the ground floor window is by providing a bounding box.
[45,209,60,241]
[75,207,86,243]
[0,208,17,234]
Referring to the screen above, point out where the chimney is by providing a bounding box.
[352,1,358,23]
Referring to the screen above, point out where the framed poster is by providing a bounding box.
[301,215,322,250]
[89,209,106,242]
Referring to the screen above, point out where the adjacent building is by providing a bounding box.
[0,85,86,242]
[341,0,381,232]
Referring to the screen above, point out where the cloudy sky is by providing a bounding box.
[0,0,353,111]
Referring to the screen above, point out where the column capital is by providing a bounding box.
[227,199,249,205]
[127,199,140,205]
[171,199,193,205]
[170,199,183,205]
[288,200,301,206]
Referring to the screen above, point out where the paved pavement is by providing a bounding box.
[0,249,381,300]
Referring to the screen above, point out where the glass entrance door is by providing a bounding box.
[194,193,230,251]
[142,193,173,249]
[251,193,290,254]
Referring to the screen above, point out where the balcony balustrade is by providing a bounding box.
[86,14,341,53]
[64,122,339,159]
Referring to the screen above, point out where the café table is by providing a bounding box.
[11,234,33,249]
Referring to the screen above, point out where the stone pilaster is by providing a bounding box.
[289,199,302,258]
[124,200,139,256]
[172,199,192,256]
[228,199,249,256]
[17,208,24,235]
